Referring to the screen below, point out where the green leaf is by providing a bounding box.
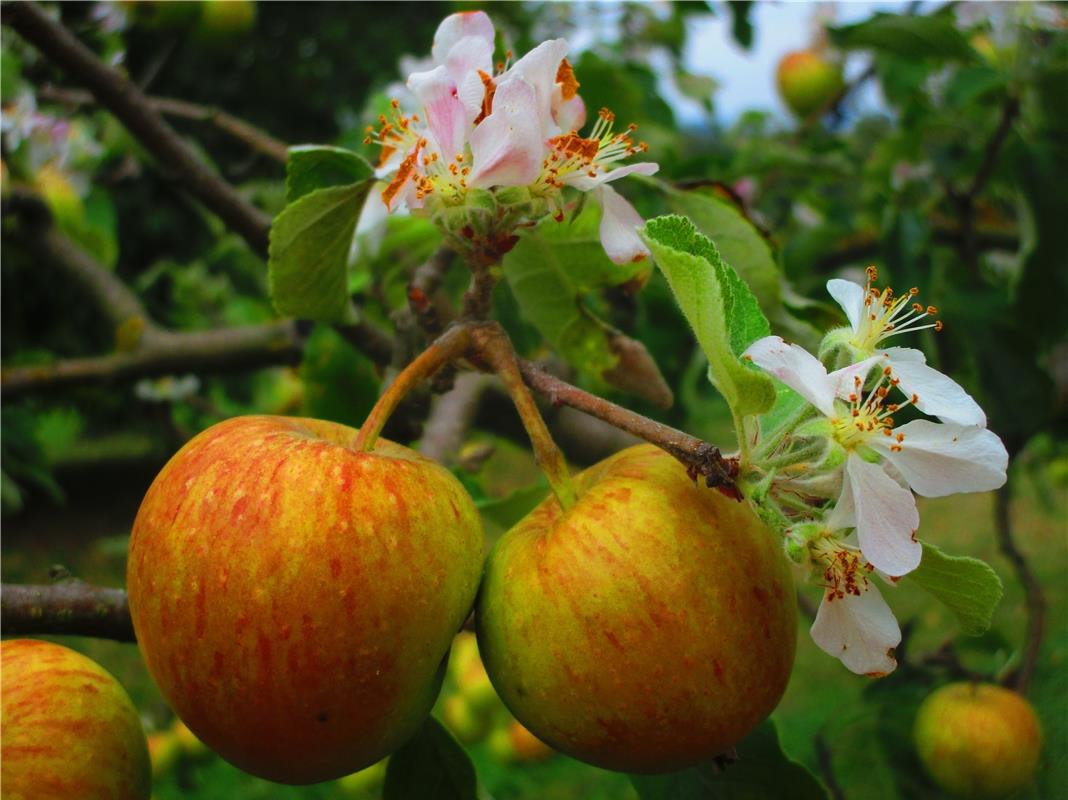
[640,215,776,418]
[501,205,659,394]
[653,182,781,313]
[830,13,976,61]
[629,720,826,800]
[268,181,372,323]
[383,717,477,800]
[906,541,1003,635]
[285,145,374,204]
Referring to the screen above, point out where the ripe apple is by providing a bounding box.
[127,415,484,784]
[1,639,151,799]
[914,682,1043,798]
[476,444,796,773]
[508,720,554,762]
[776,50,844,118]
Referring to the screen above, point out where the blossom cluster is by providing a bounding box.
[360,11,658,265]
[742,268,1008,675]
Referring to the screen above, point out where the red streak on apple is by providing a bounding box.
[1,639,151,800]
[127,415,484,784]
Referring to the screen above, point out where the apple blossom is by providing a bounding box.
[744,336,1008,577]
[824,267,985,426]
[798,529,901,676]
[362,11,658,264]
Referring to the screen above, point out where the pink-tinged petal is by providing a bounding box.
[554,93,586,132]
[828,355,882,401]
[565,161,660,191]
[468,77,543,188]
[507,38,569,135]
[431,11,495,65]
[826,278,865,332]
[811,584,901,676]
[875,420,1008,497]
[743,337,838,417]
[444,35,494,83]
[407,65,465,159]
[457,71,487,124]
[846,453,921,576]
[594,184,649,265]
[882,347,987,426]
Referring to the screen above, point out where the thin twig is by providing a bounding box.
[516,358,738,488]
[995,481,1045,693]
[5,2,272,254]
[37,85,289,164]
[966,95,1021,201]
[1,582,135,643]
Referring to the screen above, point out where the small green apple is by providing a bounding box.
[477,444,796,773]
[441,695,490,744]
[914,682,1042,798]
[776,50,844,118]
[1,639,151,800]
[146,732,182,779]
[194,0,256,42]
[336,759,388,798]
[127,415,484,784]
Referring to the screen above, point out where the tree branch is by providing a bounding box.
[995,481,1045,694]
[1,323,305,398]
[36,85,289,164]
[1,582,135,643]
[515,357,737,488]
[5,1,272,255]
[813,223,1018,272]
[418,372,494,464]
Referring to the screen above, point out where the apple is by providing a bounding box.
[1,639,151,799]
[146,732,182,779]
[127,415,484,784]
[476,444,796,773]
[914,682,1042,798]
[776,50,844,119]
[441,695,490,745]
[336,758,388,798]
[194,0,256,42]
[508,720,554,763]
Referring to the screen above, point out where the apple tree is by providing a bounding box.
[1,3,1064,799]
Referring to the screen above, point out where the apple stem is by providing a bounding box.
[354,325,473,452]
[470,324,578,511]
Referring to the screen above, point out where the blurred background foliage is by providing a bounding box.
[2,1,1065,798]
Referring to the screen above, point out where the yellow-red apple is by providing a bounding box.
[127,415,484,784]
[914,682,1042,798]
[477,444,796,773]
[1,639,151,799]
[776,50,844,118]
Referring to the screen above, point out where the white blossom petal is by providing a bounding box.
[846,453,921,576]
[875,420,1008,497]
[444,35,494,85]
[565,161,659,191]
[351,182,391,260]
[506,38,570,137]
[431,11,495,65]
[827,355,883,401]
[594,184,648,265]
[827,278,865,332]
[468,77,543,188]
[554,93,586,132]
[743,337,838,416]
[882,347,987,426]
[811,585,901,676]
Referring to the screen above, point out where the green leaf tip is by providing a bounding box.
[906,541,1003,636]
[268,180,373,323]
[640,214,776,419]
